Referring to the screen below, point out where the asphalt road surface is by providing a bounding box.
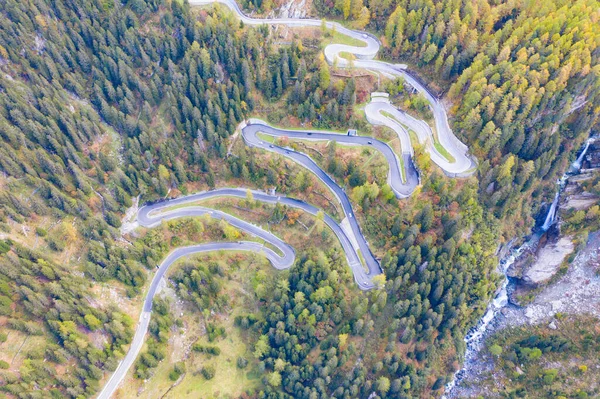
[243,119,419,197]
[97,188,381,399]
[97,2,478,396]
[138,188,381,287]
[365,101,476,176]
[188,0,475,177]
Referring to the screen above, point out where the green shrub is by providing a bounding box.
[0,241,10,254]
[168,369,179,381]
[0,360,9,369]
[206,323,226,342]
[237,356,248,369]
[489,344,503,356]
[35,227,47,237]
[542,368,558,384]
[234,314,258,329]
[192,343,221,355]
[432,377,445,390]
[0,282,9,295]
[169,362,186,381]
[0,295,12,316]
[47,237,66,252]
[201,365,215,380]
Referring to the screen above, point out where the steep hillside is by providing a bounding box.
[0,0,599,398]
[384,0,600,235]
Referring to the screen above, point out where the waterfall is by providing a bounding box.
[445,170,566,396]
[443,136,595,397]
[570,138,593,172]
[541,192,559,231]
[541,137,595,231]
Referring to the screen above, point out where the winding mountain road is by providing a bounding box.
[138,188,380,288]
[189,0,476,178]
[97,188,380,399]
[242,119,418,197]
[98,3,477,397]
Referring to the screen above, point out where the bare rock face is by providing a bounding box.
[561,193,599,211]
[276,0,310,18]
[522,236,574,285]
[507,231,600,326]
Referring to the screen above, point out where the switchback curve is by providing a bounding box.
[98,2,479,396]
[189,0,476,177]
[97,188,381,399]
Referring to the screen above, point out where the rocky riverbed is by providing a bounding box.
[449,229,600,397]
[448,140,600,397]
[502,230,600,326]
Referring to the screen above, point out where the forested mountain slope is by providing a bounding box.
[0,0,370,396]
[0,0,598,398]
[311,0,600,235]
[0,0,254,199]
[383,0,600,225]
[0,0,264,396]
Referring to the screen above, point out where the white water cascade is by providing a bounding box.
[542,136,596,232]
[442,238,537,397]
[444,136,596,397]
[541,192,560,231]
[570,138,593,172]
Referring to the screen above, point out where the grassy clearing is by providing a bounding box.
[114,256,267,399]
[356,248,368,273]
[398,150,406,182]
[338,51,356,60]
[406,128,419,144]
[360,147,381,170]
[321,29,366,48]
[256,132,276,143]
[167,291,262,398]
[434,141,456,163]
[381,110,456,163]
[0,330,47,371]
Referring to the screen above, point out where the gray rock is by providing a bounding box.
[522,236,574,285]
